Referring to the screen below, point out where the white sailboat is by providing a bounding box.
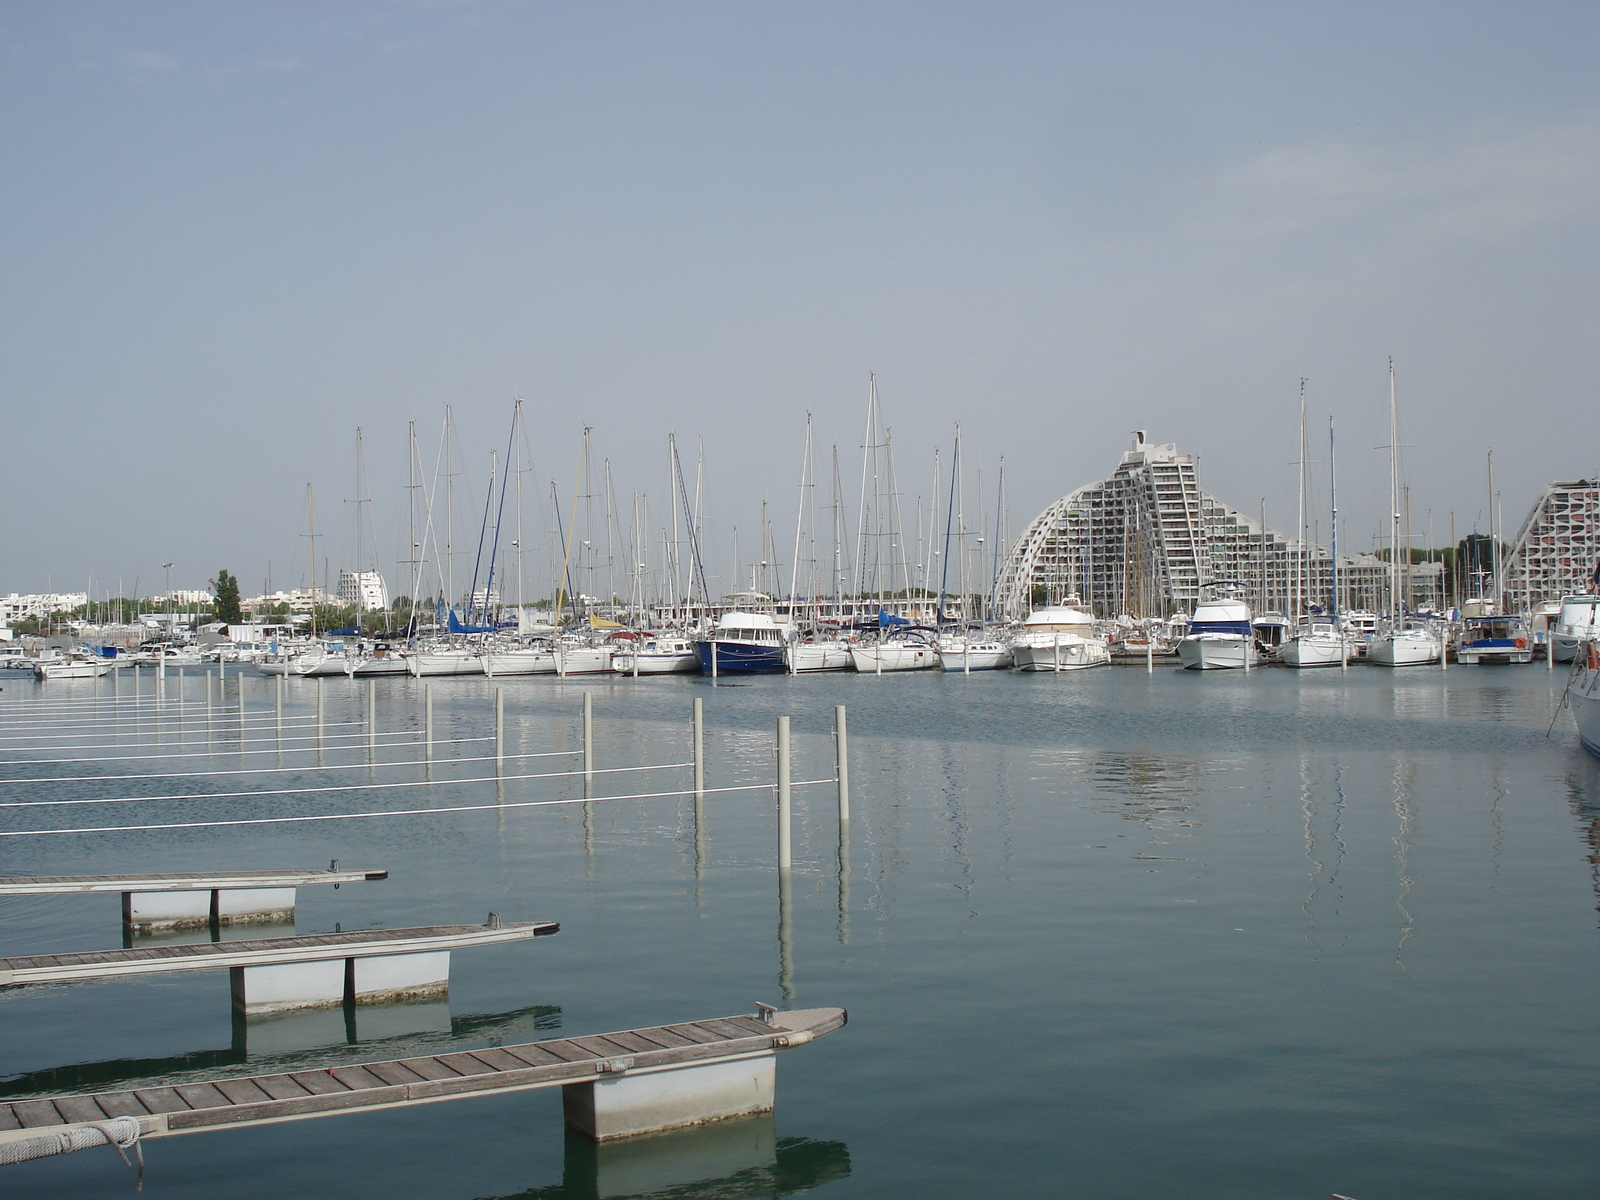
[1570,639,1600,758]
[1550,595,1600,663]
[937,637,1014,671]
[612,635,698,675]
[1368,361,1441,667]
[1281,619,1346,667]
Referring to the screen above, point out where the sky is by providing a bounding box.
[2,2,1597,602]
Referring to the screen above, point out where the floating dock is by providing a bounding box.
[0,1006,845,1145]
[0,866,388,931]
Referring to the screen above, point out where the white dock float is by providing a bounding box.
[0,1006,845,1154]
[0,867,388,932]
[0,918,558,1014]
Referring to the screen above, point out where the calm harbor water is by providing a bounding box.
[2,662,1598,1198]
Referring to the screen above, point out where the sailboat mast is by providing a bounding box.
[1296,379,1307,619]
[1329,417,1339,618]
[790,415,813,617]
[1388,359,1400,622]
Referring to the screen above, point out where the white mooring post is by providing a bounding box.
[367,679,377,756]
[710,641,718,679]
[275,674,284,738]
[833,704,850,822]
[425,683,435,762]
[692,696,705,798]
[316,678,325,746]
[776,715,792,872]
[495,687,505,768]
[583,692,594,795]
[1146,635,1154,674]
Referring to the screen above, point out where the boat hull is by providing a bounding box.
[34,660,111,680]
[351,656,412,677]
[696,641,787,674]
[788,643,855,673]
[1011,639,1109,671]
[849,644,940,672]
[1281,637,1346,668]
[1457,644,1533,665]
[1368,633,1441,667]
[479,650,557,676]
[1176,635,1254,671]
[410,653,485,677]
[612,651,699,674]
[552,647,614,675]
[1574,652,1600,758]
[939,644,1015,671]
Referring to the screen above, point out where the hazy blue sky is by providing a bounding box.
[3,2,1596,601]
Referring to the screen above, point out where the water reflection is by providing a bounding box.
[491,1119,850,1200]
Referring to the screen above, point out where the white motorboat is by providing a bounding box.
[611,636,698,675]
[1368,620,1443,667]
[154,646,204,668]
[696,611,797,674]
[1009,605,1111,672]
[1457,615,1533,665]
[787,639,855,673]
[1176,594,1256,671]
[1281,620,1347,668]
[1550,596,1600,664]
[34,656,112,680]
[1571,640,1600,758]
[937,637,1014,672]
[1251,614,1292,661]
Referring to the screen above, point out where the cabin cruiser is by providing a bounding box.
[1009,604,1110,672]
[696,611,797,675]
[351,642,413,676]
[34,654,112,680]
[1457,615,1533,665]
[1251,614,1292,661]
[1176,592,1256,671]
[1550,596,1600,664]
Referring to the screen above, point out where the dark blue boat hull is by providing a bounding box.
[695,641,787,674]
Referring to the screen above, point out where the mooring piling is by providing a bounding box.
[776,715,792,872]
[583,692,594,796]
[367,679,377,757]
[833,705,849,822]
[425,683,435,762]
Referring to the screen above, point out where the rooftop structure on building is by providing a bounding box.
[1499,479,1600,611]
[245,587,327,613]
[995,434,1392,618]
[337,569,389,611]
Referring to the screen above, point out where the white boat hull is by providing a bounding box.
[351,655,412,677]
[34,660,112,680]
[1551,633,1584,663]
[1176,634,1255,671]
[1574,652,1600,758]
[788,643,855,673]
[934,643,1011,672]
[553,647,614,675]
[1368,632,1441,667]
[481,650,558,676]
[1281,637,1347,668]
[410,652,485,677]
[1011,639,1109,671]
[850,644,940,672]
[1457,646,1533,665]
[612,651,699,674]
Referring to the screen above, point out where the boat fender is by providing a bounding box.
[773,1030,814,1048]
[1514,638,1527,649]
[1588,643,1600,671]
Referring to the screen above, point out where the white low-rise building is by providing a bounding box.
[337,570,389,611]
[0,592,89,623]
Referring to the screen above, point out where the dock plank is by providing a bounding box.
[0,1008,847,1142]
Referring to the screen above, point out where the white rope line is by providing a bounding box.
[0,761,695,809]
[0,779,839,837]
[0,746,583,786]
[0,735,491,767]
[0,702,248,723]
[0,720,366,739]
[0,710,319,733]
[0,730,424,759]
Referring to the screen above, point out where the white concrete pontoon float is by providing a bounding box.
[0,916,557,1015]
[0,864,388,932]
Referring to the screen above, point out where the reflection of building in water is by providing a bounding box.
[1566,771,1600,926]
[503,1118,851,1200]
[995,434,1390,617]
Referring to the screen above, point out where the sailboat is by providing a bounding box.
[1284,413,1348,668]
[1369,361,1442,667]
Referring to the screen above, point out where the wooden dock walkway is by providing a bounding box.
[0,920,557,986]
[0,868,387,896]
[0,1007,845,1142]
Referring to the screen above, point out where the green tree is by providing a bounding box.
[212,569,243,625]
